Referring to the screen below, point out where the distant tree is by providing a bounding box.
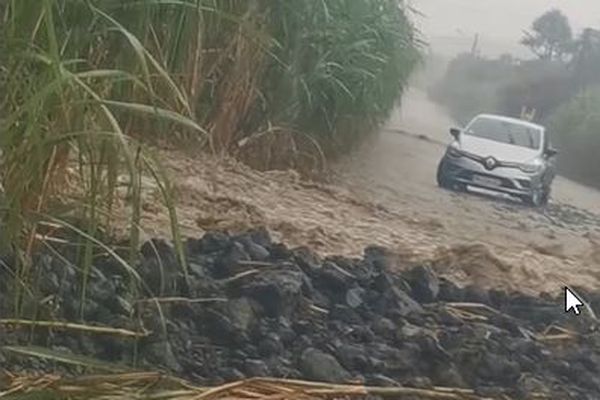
[521,9,573,61]
[570,28,600,89]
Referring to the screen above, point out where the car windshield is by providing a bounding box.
[464,117,542,150]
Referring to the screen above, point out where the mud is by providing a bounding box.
[96,88,600,324]
[102,137,600,298]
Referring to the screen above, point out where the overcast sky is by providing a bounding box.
[409,0,600,57]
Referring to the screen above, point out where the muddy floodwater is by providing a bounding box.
[105,87,600,296]
[336,88,600,294]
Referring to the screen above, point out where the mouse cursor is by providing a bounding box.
[565,287,584,315]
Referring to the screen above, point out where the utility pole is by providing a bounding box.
[470,33,479,57]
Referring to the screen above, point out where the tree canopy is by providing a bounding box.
[521,9,573,61]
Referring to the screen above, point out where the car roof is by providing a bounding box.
[471,114,545,131]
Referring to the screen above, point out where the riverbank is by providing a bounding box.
[1,229,599,399]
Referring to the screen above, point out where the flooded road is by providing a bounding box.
[336,88,600,293]
[129,88,600,295]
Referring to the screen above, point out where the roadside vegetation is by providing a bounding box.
[548,89,600,187]
[0,0,420,332]
[429,9,600,188]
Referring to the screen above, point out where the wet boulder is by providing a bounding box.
[300,348,351,383]
[335,342,370,371]
[367,342,418,374]
[244,359,269,376]
[363,246,397,272]
[462,284,490,304]
[368,272,423,317]
[476,352,521,386]
[244,241,270,261]
[293,247,322,275]
[212,241,251,278]
[143,340,182,374]
[258,333,284,357]
[438,278,464,302]
[316,261,356,296]
[403,265,439,303]
[431,363,467,388]
[240,269,305,318]
[225,297,259,334]
[201,298,260,345]
[234,230,271,261]
[197,231,231,253]
[240,227,272,249]
[371,318,397,340]
[139,239,180,295]
[329,304,363,325]
[345,287,366,309]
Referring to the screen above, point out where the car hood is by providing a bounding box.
[458,135,541,163]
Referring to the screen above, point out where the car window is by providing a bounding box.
[464,117,542,150]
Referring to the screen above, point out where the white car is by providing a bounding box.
[436,114,558,207]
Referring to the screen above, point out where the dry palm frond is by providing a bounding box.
[535,325,579,342]
[135,297,228,305]
[0,374,502,400]
[446,304,580,345]
[0,319,149,338]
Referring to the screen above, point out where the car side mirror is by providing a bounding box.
[450,128,461,139]
[545,147,558,157]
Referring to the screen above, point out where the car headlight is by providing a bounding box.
[519,160,543,173]
[447,146,463,158]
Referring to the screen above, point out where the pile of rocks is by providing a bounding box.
[1,229,600,399]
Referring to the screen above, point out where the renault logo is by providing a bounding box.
[484,157,497,170]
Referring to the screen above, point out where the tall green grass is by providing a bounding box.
[0,0,420,320]
[267,1,421,146]
[238,0,422,169]
[0,0,201,315]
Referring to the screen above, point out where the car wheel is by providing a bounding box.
[523,188,547,208]
[436,161,452,189]
[454,182,468,192]
[540,186,551,206]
